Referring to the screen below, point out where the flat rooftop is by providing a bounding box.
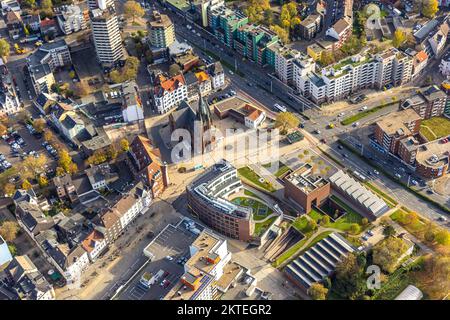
[415,139,450,169]
[285,163,328,194]
[376,109,421,136]
[118,219,201,300]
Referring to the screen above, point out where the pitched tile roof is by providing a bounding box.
[81,230,104,253]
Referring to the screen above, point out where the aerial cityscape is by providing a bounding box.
[0,0,449,304]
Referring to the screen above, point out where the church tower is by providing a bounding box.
[196,91,214,154]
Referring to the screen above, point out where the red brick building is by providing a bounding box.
[284,164,331,213]
[374,109,422,154]
[128,135,168,198]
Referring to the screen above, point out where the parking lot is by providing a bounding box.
[118,222,200,300]
[0,122,60,175]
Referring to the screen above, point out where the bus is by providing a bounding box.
[273,103,287,112]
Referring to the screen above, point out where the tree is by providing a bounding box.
[392,29,406,48]
[124,1,145,23]
[3,183,15,196]
[145,50,154,64]
[306,219,317,232]
[321,215,330,226]
[403,211,419,226]
[21,0,36,8]
[263,9,274,25]
[58,149,77,174]
[333,252,367,299]
[38,175,48,188]
[110,57,140,83]
[244,0,270,24]
[20,154,48,180]
[349,223,360,235]
[32,118,46,133]
[0,39,10,59]
[87,150,108,165]
[274,112,300,134]
[421,0,439,18]
[41,0,52,10]
[373,236,409,273]
[270,25,289,44]
[107,144,118,160]
[0,123,7,136]
[22,179,32,190]
[308,282,328,300]
[319,50,335,66]
[361,218,369,227]
[435,229,450,246]
[168,63,181,77]
[382,225,396,238]
[120,138,130,152]
[43,129,53,142]
[0,221,19,242]
[414,253,450,299]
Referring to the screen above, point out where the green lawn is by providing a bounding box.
[328,196,365,232]
[308,209,324,222]
[301,231,333,252]
[390,209,426,236]
[231,196,273,221]
[238,167,276,192]
[274,165,290,177]
[341,100,398,125]
[420,117,450,141]
[291,216,311,233]
[372,257,424,300]
[254,216,277,237]
[273,236,309,267]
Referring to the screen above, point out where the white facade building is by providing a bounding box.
[153,74,188,114]
[57,5,87,35]
[208,61,225,89]
[121,81,144,122]
[294,48,413,103]
[90,7,124,68]
[439,55,450,76]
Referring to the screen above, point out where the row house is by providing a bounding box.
[96,182,152,244]
[401,85,447,119]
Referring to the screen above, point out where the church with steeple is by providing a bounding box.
[167,91,215,155]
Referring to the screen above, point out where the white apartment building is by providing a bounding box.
[208,61,225,89]
[275,46,304,85]
[88,0,114,10]
[294,48,413,103]
[153,74,188,114]
[440,56,450,76]
[117,189,152,229]
[121,81,144,122]
[149,11,175,48]
[57,5,87,35]
[90,7,124,68]
[81,230,107,262]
